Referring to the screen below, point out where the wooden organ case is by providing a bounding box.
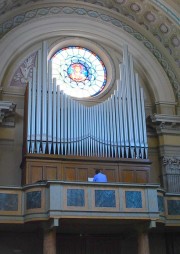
[22,43,151,185]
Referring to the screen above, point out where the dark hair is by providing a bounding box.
[95,169,100,174]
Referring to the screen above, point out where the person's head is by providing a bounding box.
[95,169,101,174]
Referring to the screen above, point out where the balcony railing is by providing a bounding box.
[0,181,160,223]
[0,181,179,224]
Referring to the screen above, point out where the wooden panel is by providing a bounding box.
[121,170,135,183]
[30,166,43,183]
[88,168,96,178]
[77,168,88,181]
[136,170,148,183]
[57,166,63,180]
[44,166,57,180]
[23,155,151,184]
[63,167,76,181]
[104,168,117,182]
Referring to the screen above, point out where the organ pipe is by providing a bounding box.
[36,49,42,154]
[25,43,148,159]
[52,78,57,154]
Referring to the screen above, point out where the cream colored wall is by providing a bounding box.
[148,135,161,183]
[0,95,24,185]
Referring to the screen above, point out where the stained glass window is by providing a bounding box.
[51,46,107,98]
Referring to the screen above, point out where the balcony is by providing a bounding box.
[0,181,160,223]
[0,181,179,227]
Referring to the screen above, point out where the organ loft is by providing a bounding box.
[22,43,150,185]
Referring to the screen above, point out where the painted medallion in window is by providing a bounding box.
[51,46,107,98]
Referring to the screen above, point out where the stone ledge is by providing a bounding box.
[148,114,180,134]
[0,101,16,127]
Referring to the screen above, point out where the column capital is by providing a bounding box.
[0,100,16,127]
[42,218,59,232]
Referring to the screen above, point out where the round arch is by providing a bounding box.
[0,14,176,107]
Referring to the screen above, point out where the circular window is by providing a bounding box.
[51,46,107,98]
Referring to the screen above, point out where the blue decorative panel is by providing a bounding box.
[26,191,41,209]
[158,195,165,212]
[125,191,142,208]
[67,189,85,207]
[168,200,180,215]
[0,193,18,211]
[95,190,116,207]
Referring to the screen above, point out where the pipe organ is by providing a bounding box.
[25,43,148,160]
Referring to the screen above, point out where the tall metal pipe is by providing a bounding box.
[52,78,57,154]
[36,49,42,153]
[26,43,148,160]
[42,41,48,153]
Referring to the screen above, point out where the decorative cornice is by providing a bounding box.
[161,157,180,180]
[0,4,179,100]
[162,156,180,166]
[161,156,180,193]
[151,114,180,123]
[148,114,180,134]
[0,101,16,127]
[162,157,180,167]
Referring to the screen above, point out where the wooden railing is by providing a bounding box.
[21,153,151,185]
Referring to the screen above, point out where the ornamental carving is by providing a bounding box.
[162,157,180,167]
[161,156,180,193]
[0,101,16,127]
[10,52,37,87]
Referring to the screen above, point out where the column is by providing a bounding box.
[138,231,150,254]
[43,228,56,254]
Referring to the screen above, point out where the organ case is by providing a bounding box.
[22,43,151,184]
